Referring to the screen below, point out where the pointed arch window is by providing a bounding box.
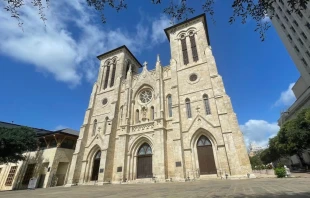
[92,119,97,136]
[110,60,117,87]
[197,136,211,146]
[125,62,130,79]
[167,95,172,117]
[103,117,108,134]
[203,94,211,115]
[103,64,110,89]
[189,32,199,62]
[185,98,192,118]
[181,35,189,65]
[150,106,154,121]
[135,109,140,124]
[138,143,152,155]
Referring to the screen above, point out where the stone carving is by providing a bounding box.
[284,165,291,177]
[132,122,154,132]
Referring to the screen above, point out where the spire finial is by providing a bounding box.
[143,61,148,67]
[157,54,160,63]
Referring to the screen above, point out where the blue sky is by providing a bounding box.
[0,1,298,147]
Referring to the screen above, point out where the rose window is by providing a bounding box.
[139,90,152,103]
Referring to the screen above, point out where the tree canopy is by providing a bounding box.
[261,108,310,165]
[0,127,37,163]
[3,0,310,40]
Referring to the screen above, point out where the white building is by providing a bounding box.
[270,1,310,123]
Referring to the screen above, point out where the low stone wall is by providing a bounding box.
[253,169,276,178]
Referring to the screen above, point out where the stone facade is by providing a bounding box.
[66,14,252,185]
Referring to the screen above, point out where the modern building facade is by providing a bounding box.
[270,1,310,123]
[66,14,252,185]
[0,122,79,191]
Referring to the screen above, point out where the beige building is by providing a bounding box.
[270,1,310,123]
[0,122,78,191]
[66,14,252,185]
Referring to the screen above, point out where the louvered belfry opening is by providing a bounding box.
[181,37,189,65]
[103,64,110,89]
[110,60,117,87]
[137,143,153,178]
[190,33,199,62]
[197,136,217,175]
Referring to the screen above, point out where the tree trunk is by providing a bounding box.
[297,152,306,168]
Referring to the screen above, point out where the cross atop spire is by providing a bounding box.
[143,61,148,67]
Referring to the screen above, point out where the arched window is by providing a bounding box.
[103,117,108,134]
[92,119,97,136]
[150,106,154,121]
[167,95,172,117]
[103,64,110,89]
[180,35,189,65]
[125,62,130,79]
[189,32,199,62]
[110,59,116,87]
[135,109,139,124]
[119,106,123,124]
[138,143,152,155]
[203,94,211,115]
[197,136,211,146]
[185,98,192,118]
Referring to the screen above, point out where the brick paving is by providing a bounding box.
[1,178,310,198]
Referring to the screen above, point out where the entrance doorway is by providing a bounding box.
[137,143,152,178]
[91,151,101,181]
[197,136,217,175]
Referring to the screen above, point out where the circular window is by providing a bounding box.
[102,98,108,105]
[189,74,198,82]
[139,89,152,103]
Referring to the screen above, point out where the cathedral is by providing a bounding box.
[66,14,252,184]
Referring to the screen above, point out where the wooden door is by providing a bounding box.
[137,155,152,178]
[91,159,100,181]
[197,145,217,174]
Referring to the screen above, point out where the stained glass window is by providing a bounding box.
[167,95,172,117]
[197,136,211,146]
[139,90,152,103]
[92,119,97,136]
[203,94,211,115]
[185,98,192,118]
[138,143,152,155]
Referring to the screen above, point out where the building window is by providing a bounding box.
[119,106,123,124]
[103,117,108,134]
[61,139,76,149]
[189,33,199,62]
[135,109,139,124]
[22,164,36,185]
[278,6,282,11]
[301,32,308,40]
[294,45,300,53]
[306,51,310,58]
[150,106,154,121]
[276,14,280,19]
[306,22,310,30]
[92,119,97,136]
[203,94,211,115]
[298,38,304,46]
[103,64,110,89]
[281,24,286,30]
[110,60,116,87]
[290,26,296,33]
[297,10,303,18]
[102,98,108,105]
[279,0,284,5]
[286,9,291,15]
[125,62,130,79]
[5,166,17,186]
[167,95,172,117]
[301,58,308,66]
[185,98,192,118]
[284,16,289,22]
[287,34,292,41]
[181,36,189,65]
[293,20,299,27]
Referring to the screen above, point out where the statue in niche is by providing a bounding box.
[142,106,147,122]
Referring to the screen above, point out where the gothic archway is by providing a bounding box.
[137,143,152,178]
[91,151,101,181]
[197,136,216,175]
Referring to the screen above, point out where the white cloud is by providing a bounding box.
[54,125,68,131]
[240,119,279,148]
[274,83,296,107]
[151,14,171,44]
[0,0,153,86]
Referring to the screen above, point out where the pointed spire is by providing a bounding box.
[157,54,160,63]
[143,61,148,68]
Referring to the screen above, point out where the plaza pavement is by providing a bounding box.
[1,178,310,198]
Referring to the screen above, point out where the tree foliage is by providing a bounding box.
[249,153,263,169]
[0,127,37,163]
[3,0,310,40]
[261,108,310,165]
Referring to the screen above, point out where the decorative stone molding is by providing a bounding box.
[132,122,155,132]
